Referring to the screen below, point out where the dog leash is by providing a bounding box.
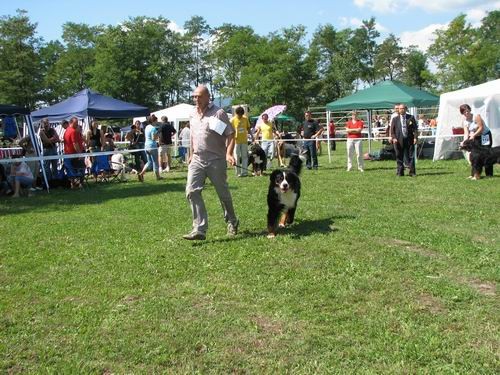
[233,164,254,173]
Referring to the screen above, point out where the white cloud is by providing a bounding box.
[339,16,349,27]
[354,0,403,13]
[408,0,497,13]
[117,19,185,34]
[349,17,364,27]
[338,16,388,32]
[396,2,497,52]
[466,8,487,26]
[167,21,185,34]
[375,22,389,33]
[354,0,498,13]
[399,23,448,51]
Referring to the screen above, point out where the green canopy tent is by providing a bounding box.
[325,80,439,111]
[249,114,296,121]
[324,80,439,159]
[275,114,296,121]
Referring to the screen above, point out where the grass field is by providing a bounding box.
[1,143,499,373]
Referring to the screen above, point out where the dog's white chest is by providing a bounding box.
[254,155,262,164]
[274,187,297,208]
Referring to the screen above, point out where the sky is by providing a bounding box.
[1,0,499,51]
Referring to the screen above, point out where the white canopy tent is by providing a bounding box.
[134,103,194,133]
[433,79,500,160]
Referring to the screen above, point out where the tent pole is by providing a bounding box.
[27,116,50,193]
[174,120,179,157]
[326,111,332,164]
[410,107,418,165]
[367,110,372,154]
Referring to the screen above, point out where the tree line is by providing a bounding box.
[0,9,498,119]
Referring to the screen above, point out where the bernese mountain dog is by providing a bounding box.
[248,143,267,176]
[459,139,500,179]
[267,154,303,238]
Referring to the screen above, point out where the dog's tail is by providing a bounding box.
[288,153,303,175]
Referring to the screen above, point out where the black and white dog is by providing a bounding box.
[267,154,303,238]
[460,139,500,179]
[248,143,267,176]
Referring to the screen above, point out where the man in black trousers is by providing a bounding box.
[389,104,418,176]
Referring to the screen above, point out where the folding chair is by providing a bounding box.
[63,156,89,189]
[91,154,115,183]
[109,159,128,182]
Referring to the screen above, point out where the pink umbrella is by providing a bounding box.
[257,104,287,124]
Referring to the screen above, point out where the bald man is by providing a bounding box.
[183,85,239,240]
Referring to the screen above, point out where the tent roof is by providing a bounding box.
[326,80,439,111]
[134,103,194,124]
[0,104,30,115]
[31,89,150,121]
[438,79,500,102]
[155,103,194,120]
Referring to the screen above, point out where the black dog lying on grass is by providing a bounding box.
[459,139,500,180]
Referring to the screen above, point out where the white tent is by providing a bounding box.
[134,103,194,133]
[433,79,500,160]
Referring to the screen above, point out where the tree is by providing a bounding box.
[210,24,260,101]
[0,9,42,108]
[308,25,357,105]
[474,10,500,81]
[40,23,102,104]
[429,12,500,91]
[428,14,476,90]
[400,46,435,90]
[91,16,189,109]
[234,26,315,118]
[374,34,403,81]
[184,16,212,93]
[350,17,380,85]
[38,40,64,104]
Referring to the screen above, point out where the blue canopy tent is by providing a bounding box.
[30,89,149,192]
[1,104,49,190]
[0,104,30,116]
[31,88,150,121]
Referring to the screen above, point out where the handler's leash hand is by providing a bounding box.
[227,154,236,166]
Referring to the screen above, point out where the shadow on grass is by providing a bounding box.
[418,171,455,176]
[287,216,351,238]
[0,180,187,215]
[364,166,396,171]
[190,215,354,246]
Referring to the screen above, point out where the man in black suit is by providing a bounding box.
[389,104,418,176]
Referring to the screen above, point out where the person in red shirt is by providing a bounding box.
[63,117,86,188]
[345,111,364,172]
[328,119,336,151]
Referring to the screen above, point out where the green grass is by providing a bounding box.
[1,142,499,373]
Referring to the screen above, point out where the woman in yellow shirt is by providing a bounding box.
[230,106,252,177]
[254,113,280,169]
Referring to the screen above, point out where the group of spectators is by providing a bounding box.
[124,115,191,182]
[230,104,440,178]
[1,116,131,195]
[0,96,494,200]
